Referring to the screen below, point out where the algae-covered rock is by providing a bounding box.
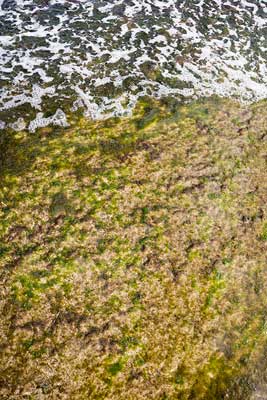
[1,97,267,399]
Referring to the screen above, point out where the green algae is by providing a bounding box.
[1,98,267,399]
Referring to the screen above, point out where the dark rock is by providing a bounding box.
[112,4,125,16]
[1,0,16,10]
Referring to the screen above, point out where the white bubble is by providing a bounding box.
[9,117,26,132]
[0,120,6,130]
[28,109,69,133]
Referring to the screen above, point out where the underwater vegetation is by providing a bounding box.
[1,97,267,399]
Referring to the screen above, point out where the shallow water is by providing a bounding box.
[0,0,267,130]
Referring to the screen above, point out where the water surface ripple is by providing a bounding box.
[1,0,267,130]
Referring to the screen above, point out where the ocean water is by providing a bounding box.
[0,0,267,131]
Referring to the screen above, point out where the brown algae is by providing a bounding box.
[1,98,267,399]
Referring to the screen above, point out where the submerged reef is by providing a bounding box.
[1,97,267,399]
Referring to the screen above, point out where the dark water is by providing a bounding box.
[0,0,267,131]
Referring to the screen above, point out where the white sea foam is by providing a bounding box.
[0,0,267,130]
[0,120,6,130]
[28,109,69,133]
[9,117,26,132]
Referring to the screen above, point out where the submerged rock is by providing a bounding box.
[1,0,16,10]
[1,98,267,399]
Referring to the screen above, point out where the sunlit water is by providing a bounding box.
[0,0,267,131]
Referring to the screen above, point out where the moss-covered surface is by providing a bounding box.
[1,97,267,399]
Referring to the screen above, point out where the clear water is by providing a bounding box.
[1,0,267,131]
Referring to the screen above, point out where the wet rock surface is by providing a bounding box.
[1,98,267,399]
[1,0,16,10]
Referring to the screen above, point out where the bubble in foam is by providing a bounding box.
[28,109,69,133]
[71,98,85,112]
[0,120,6,130]
[9,117,26,131]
